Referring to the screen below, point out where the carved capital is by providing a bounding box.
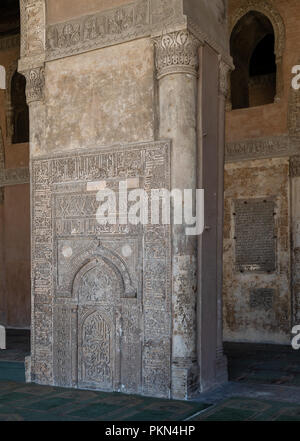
[153,30,201,80]
[24,67,45,104]
[290,156,300,178]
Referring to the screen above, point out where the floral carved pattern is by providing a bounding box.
[153,31,200,79]
[80,311,112,388]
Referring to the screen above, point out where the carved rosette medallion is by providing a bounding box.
[24,67,45,103]
[153,31,201,79]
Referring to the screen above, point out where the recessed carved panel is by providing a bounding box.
[79,261,123,304]
[79,310,113,390]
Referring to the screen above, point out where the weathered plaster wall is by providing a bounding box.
[223,158,291,344]
[47,0,131,24]
[41,38,155,156]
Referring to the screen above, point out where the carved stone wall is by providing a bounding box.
[31,141,172,398]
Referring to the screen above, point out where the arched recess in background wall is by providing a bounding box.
[229,0,285,110]
[10,70,29,144]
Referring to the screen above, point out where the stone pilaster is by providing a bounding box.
[215,59,231,384]
[19,65,46,159]
[19,0,49,385]
[153,30,201,400]
[19,0,46,156]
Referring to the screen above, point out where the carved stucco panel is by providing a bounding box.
[32,141,172,397]
[45,0,184,62]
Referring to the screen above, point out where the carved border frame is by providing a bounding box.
[225,135,298,162]
[31,140,172,398]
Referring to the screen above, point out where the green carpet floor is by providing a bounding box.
[192,397,300,421]
[0,362,25,383]
[225,343,300,387]
[0,379,210,421]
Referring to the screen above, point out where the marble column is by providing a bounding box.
[153,30,201,399]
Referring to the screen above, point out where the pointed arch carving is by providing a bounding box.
[69,245,137,300]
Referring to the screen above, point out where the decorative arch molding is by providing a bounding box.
[230,0,285,56]
[229,0,286,102]
[69,245,137,300]
[73,257,125,303]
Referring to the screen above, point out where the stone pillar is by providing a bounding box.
[20,65,46,384]
[153,30,201,400]
[215,59,231,383]
[290,157,300,325]
[18,0,48,384]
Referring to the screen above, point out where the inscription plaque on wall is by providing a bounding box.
[250,289,275,311]
[234,199,276,273]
